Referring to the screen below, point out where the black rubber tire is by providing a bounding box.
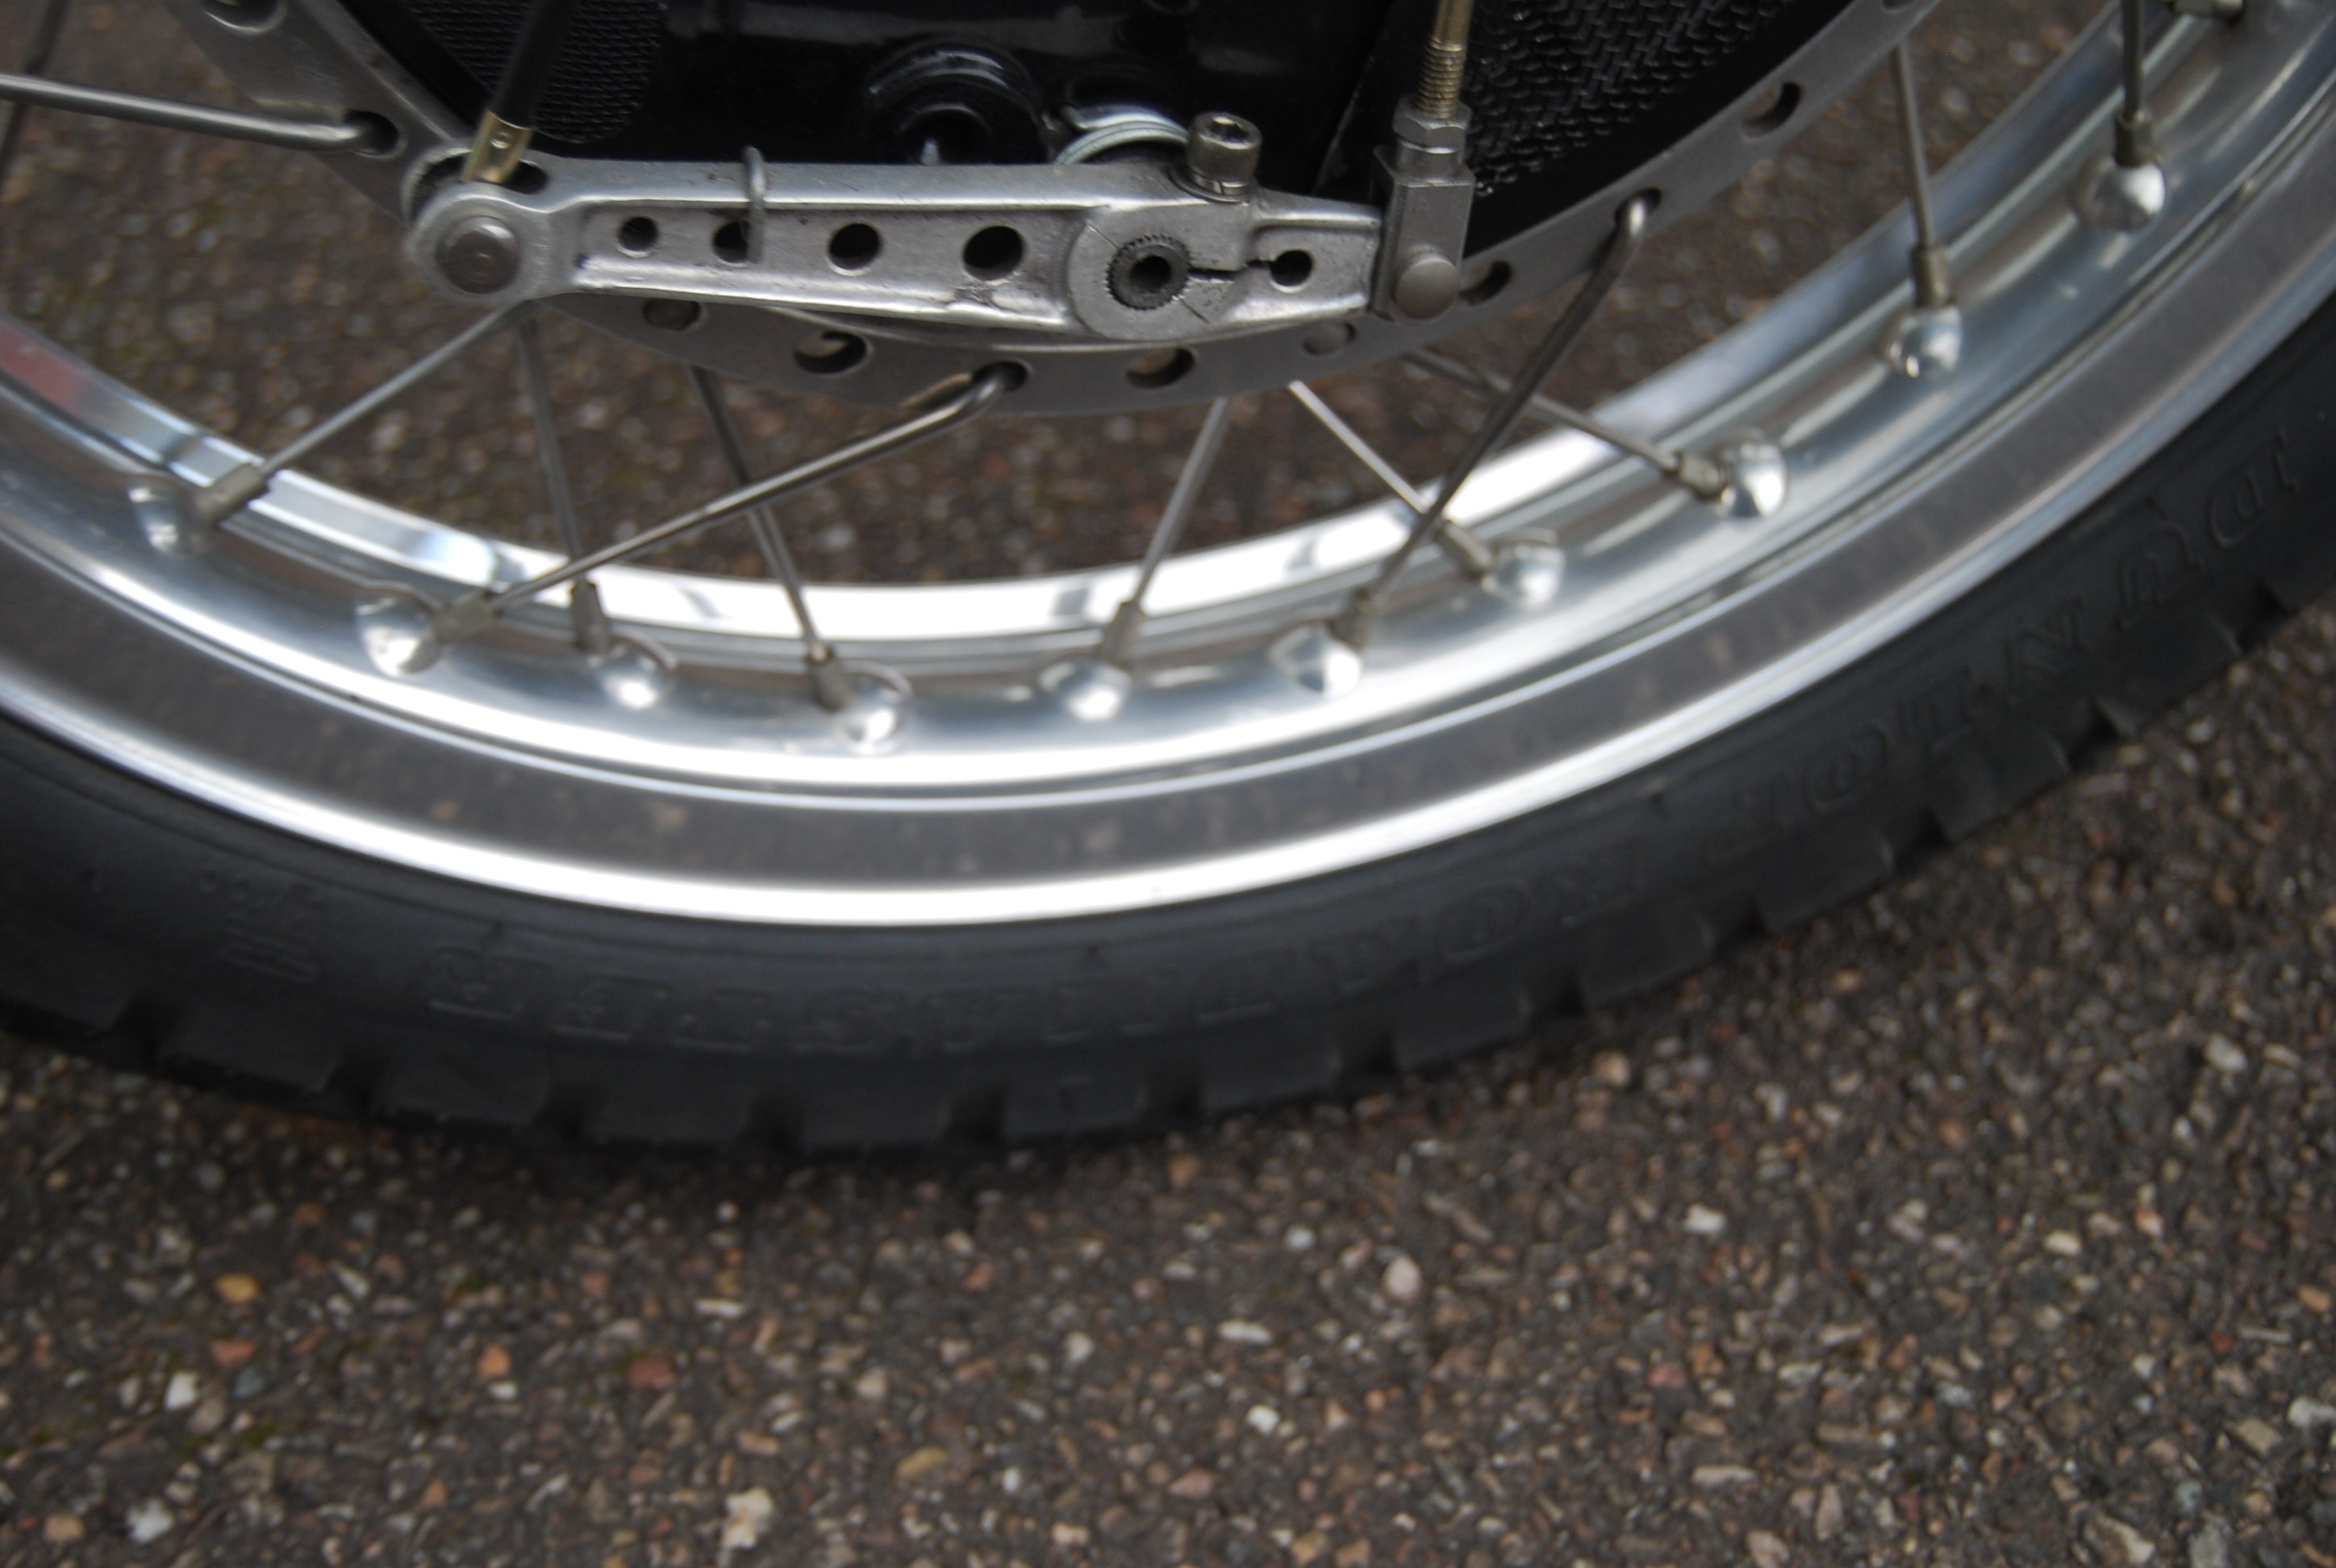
[4,288,2334,1153]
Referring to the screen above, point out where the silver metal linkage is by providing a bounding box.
[0,0,72,198]
[1097,396,1236,666]
[0,69,386,154]
[187,302,535,525]
[1287,381,1493,576]
[513,314,614,656]
[430,363,1019,645]
[1328,192,1653,649]
[1400,348,1729,499]
[1879,44,1964,377]
[686,364,856,711]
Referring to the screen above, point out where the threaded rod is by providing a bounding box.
[1416,0,1475,117]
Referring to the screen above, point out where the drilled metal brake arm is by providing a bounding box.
[407,151,1381,347]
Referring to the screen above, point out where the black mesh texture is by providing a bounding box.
[1463,0,1804,200]
[401,0,670,144]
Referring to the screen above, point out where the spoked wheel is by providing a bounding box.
[0,0,2331,1149]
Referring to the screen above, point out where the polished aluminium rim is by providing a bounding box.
[0,0,2333,926]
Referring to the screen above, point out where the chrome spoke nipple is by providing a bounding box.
[356,586,448,677]
[805,644,858,713]
[1039,655,1135,724]
[1096,599,1146,668]
[1668,450,1731,501]
[1880,302,1966,380]
[569,578,615,657]
[1272,619,1366,699]
[1483,534,1566,611]
[825,664,913,753]
[429,590,499,648]
[1708,432,1790,519]
[190,462,269,527]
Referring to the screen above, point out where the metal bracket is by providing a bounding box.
[408,150,1379,346]
[1370,97,1475,321]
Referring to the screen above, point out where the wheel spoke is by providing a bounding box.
[0,0,72,199]
[1098,395,1234,665]
[686,364,856,709]
[432,364,1018,644]
[514,314,613,654]
[1400,348,1727,498]
[1329,191,1651,648]
[0,70,382,153]
[1287,381,1494,577]
[1879,43,1966,377]
[190,302,536,524]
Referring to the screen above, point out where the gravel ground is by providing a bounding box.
[5,2,2336,1566]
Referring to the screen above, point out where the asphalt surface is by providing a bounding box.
[4,2,2335,1567]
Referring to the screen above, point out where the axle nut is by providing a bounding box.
[436,214,522,295]
[1183,111,1259,200]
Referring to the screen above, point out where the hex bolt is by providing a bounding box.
[1182,111,1259,201]
[436,214,522,294]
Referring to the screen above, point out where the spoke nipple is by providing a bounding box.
[591,635,675,711]
[1879,302,1965,380]
[191,462,270,527]
[569,578,616,657]
[429,590,500,648]
[1097,599,1146,667]
[825,665,913,753]
[2071,150,2167,231]
[129,481,211,556]
[1273,619,1366,698]
[1707,432,1789,520]
[436,214,524,295]
[355,585,447,677]
[1669,452,1730,500]
[1483,534,1566,611]
[1039,656,1135,724]
[806,645,858,713]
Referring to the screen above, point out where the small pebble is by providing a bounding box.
[1681,1203,1728,1236]
[1589,1051,1632,1089]
[2202,1035,2247,1074]
[1380,1254,1423,1303]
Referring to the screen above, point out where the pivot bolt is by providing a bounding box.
[1182,111,1259,201]
[436,214,522,294]
[1391,250,1460,319]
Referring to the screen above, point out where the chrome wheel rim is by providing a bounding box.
[1,0,2333,924]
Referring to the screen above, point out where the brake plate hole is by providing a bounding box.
[962,226,1024,280]
[1459,261,1511,307]
[795,332,870,376]
[1125,347,1194,390]
[711,220,749,263]
[618,216,660,255]
[641,299,703,331]
[1742,81,1801,138]
[1269,250,1314,290]
[829,223,882,271]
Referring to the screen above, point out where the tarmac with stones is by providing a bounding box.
[2,0,2335,1566]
